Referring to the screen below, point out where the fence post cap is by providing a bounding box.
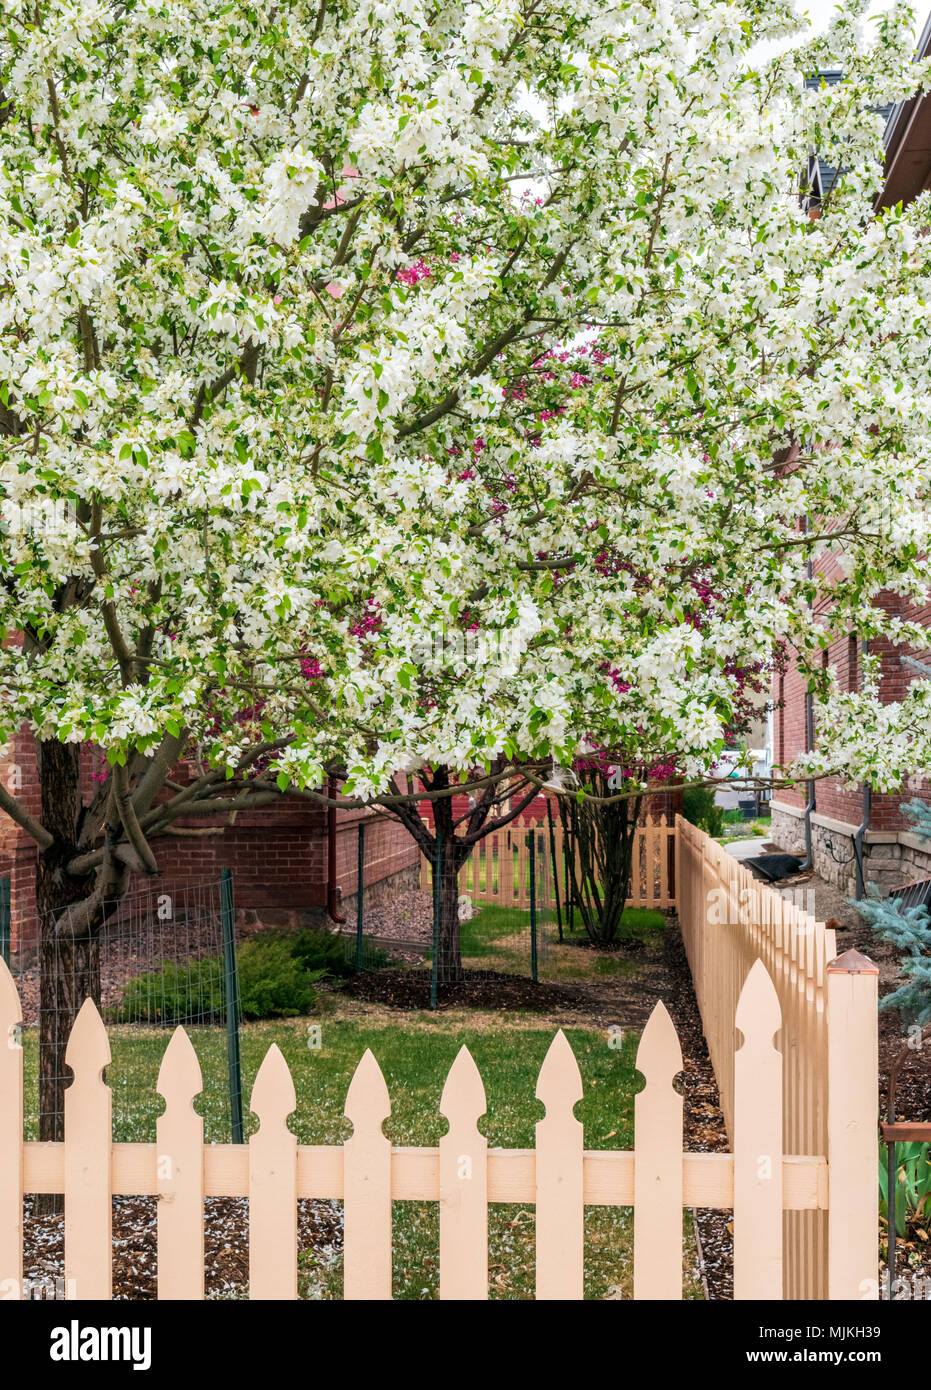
[826,947,879,975]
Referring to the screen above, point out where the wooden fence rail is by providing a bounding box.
[675,816,878,1301]
[419,813,676,912]
[0,948,875,1301]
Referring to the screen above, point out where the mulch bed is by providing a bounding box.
[659,924,733,1301]
[21,1195,343,1301]
[339,966,589,1013]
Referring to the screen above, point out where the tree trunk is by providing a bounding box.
[34,739,111,1214]
[561,775,642,946]
[38,916,100,1144]
[392,764,541,988]
[427,783,468,986]
[435,846,464,985]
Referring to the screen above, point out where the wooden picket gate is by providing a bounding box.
[419,813,676,912]
[0,950,876,1300]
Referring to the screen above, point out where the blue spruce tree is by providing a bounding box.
[853,799,931,1036]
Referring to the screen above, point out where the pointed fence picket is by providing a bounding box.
[343,1048,392,1300]
[633,1002,683,1300]
[535,1030,584,1300]
[439,1046,488,1300]
[249,1044,297,1300]
[64,997,112,1301]
[0,937,875,1302]
[156,1027,205,1300]
[733,959,783,1300]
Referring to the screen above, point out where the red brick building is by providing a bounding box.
[771,35,931,894]
[0,722,420,952]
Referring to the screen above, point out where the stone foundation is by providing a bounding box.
[770,801,931,898]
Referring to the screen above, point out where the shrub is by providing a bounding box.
[109,955,226,1025]
[236,935,326,1019]
[287,923,390,977]
[110,931,327,1024]
[682,785,724,838]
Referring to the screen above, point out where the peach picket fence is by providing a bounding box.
[0,949,876,1301]
[675,815,878,1301]
[419,812,676,911]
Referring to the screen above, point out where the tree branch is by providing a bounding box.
[460,784,540,845]
[112,761,159,874]
[0,782,53,850]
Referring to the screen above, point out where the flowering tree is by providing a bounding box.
[3,1,931,1070]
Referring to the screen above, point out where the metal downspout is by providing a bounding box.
[853,782,872,900]
[800,519,816,870]
[801,690,816,871]
[327,775,346,924]
[853,639,872,900]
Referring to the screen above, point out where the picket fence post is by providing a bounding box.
[826,949,879,1301]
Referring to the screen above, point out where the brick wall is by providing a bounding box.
[0,724,41,946]
[771,564,931,891]
[418,785,679,828]
[0,728,421,945]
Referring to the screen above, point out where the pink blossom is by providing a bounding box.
[397,258,432,287]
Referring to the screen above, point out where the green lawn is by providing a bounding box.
[716,817,770,841]
[21,1006,702,1300]
[442,902,668,980]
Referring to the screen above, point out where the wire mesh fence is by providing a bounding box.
[339,816,674,999]
[11,874,242,1143]
[339,823,560,996]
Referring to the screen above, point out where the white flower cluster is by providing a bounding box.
[0,0,930,806]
